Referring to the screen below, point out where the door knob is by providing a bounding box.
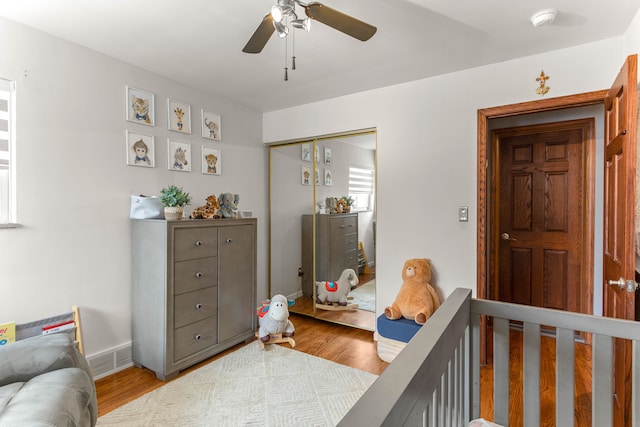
[607,277,639,292]
[501,233,516,241]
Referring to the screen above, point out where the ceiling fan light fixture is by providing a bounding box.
[271,0,295,23]
[273,20,289,38]
[530,9,557,27]
[271,5,284,23]
[291,17,311,32]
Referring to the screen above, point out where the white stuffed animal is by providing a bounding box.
[316,268,359,306]
[257,294,295,343]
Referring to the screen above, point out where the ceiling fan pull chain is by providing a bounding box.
[284,33,289,81]
[292,29,296,70]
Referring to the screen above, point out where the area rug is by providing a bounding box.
[96,341,377,427]
[349,279,375,312]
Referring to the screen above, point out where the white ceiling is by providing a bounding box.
[1,0,639,112]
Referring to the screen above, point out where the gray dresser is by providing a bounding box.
[131,218,257,380]
[302,213,358,297]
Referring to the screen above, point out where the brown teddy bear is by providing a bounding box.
[384,258,441,325]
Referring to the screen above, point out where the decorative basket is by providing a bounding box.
[164,207,184,221]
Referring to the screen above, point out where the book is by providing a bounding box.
[0,321,16,345]
[42,320,75,335]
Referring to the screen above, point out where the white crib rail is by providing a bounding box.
[339,288,640,427]
[471,297,640,427]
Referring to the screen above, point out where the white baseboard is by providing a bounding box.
[87,342,133,380]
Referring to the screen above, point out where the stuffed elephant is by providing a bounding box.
[218,192,239,218]
[325,197,338,214]
[316,268,359,306]
[258,294,295,342]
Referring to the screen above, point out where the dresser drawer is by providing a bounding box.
[343,233,358,251]
[174,227,218,261]
[174,287,218,329]
[331,215,357,232]
[174,257,218,295]
[173,316,217,361]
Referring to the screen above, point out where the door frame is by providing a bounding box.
[477,90,608,304]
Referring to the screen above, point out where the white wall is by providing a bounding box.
[625,7,640,59]
[0,17,268,359]
[264,37,630,318]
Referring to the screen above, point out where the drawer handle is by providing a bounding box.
[226,238,232,244]
[195,303,203,310]
[195,272,203,278]
[339,225,345,228]
[195,240,203,247]
[194,334,202,340]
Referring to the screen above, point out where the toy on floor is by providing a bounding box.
[257,295,295,349]
[316,268,359,310]
[384,258,441,325]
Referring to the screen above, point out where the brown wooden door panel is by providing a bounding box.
[495,124,586,312]
[602,54,637,427]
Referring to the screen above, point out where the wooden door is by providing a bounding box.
[492,120,592,312]
[603,54,637,427]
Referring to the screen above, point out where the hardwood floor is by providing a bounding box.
[95,313,388,417]
[479,329,593,427]
[96,314,593,426]
[289,268,377,331]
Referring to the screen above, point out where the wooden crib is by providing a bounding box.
[339,288,640,426]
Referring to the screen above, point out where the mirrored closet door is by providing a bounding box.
[269,130,377,331]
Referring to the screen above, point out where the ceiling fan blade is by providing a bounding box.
[242,13,275,53]
[303,3,376,41]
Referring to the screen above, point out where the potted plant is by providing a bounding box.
[340,195,354,213]
[159,185,191,220]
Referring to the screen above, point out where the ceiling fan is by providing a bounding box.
[242,0,377,54]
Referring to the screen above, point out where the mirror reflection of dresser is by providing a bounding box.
[302,213,359,296]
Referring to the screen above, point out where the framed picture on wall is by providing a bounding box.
[315,145,320,163]
[201,109,221,141]
[167,99,191,134]
[301,166,312,185]
[126,86,154,126]
[324,147,332,166]
[315,169,321,186]
[202,146,221,175]
[125,130,154,167]
[324,169,333,186]
[168,139,191,171]
[301,143,311,161]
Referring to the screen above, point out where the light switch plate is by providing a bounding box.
[458,206,468,222]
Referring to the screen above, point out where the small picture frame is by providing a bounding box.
[202,146,221,175]
[315,169,321,186]
[324,169,333,186]
[168,139,191,172]
[125,130,154,167]
[201,109,221,141]
[126,86,154,126]
[168,99,191,134]
[301,143,311,161]
[315,145,320,164]
[324,147,332,166]
[301,166,312,185]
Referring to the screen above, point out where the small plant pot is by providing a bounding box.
[164,206,184,220]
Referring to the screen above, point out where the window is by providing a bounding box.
[348,165,374,212]
[0,78,15,225]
